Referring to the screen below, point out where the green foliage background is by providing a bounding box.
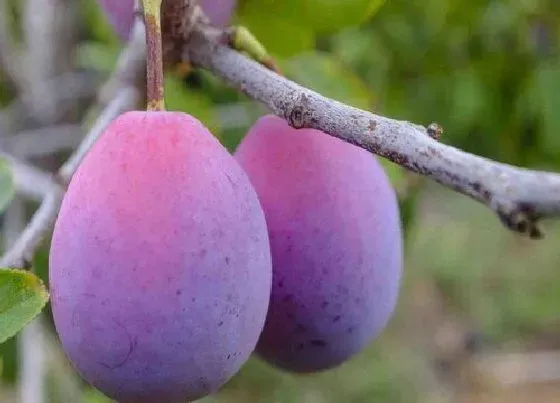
[1,0,559,402]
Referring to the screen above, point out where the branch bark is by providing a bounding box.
[0,17,145,269]
[184,28,560,238]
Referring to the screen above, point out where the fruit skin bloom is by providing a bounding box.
[235,115,403,373]
[49,111,272,403]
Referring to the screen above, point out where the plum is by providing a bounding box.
[49,111,272,402]
[234,115,403,373]
[97,0,237,42]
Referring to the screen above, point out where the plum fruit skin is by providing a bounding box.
[49,111,272,402]
[234,115,403,373]
[97,0,236,42]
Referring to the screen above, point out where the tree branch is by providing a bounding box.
[0,88,139,269]
[0,152,61,202]
[0,15,144,268]
[184,28,560,238]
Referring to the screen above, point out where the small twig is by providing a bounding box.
[0,88,139,269]
[0,71,101,133]
[98,18,147,107]
[0,125,83,158]
[59,88,139,181]
[0,191,62,268]
[184,28,560,238]
[0,151,61,202]
[3,195,47,403]
[23,0,78,122]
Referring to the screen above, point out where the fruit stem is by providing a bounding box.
[143,0,165,111]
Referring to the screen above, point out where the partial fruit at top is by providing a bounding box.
[97,0,237,41]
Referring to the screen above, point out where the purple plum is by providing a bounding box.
[234,115,403,373]
[49,111,272,402]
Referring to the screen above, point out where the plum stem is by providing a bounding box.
[143,0,165,111]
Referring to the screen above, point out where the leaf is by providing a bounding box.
[304,0,386,34]
[76,42,120,73]
[533,66,560,153]
[284,51,374,110]
[0,157,15,214]
[164,76,220,134]
[237,0,385,56]
[236,0,315,57]
[0,269,49,344]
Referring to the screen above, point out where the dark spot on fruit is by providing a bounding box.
[227,354,231,360]
[347,326,354,334]
[294,323,307,334]
[278,280,284,288]
[310,339,326,347]
[191,297,196,302]
[176,289,182,296]
[333,315,341,323]
[225,256,230,264]
[218,321,224,327]
[199,249,207,257]
[322,301,329,309]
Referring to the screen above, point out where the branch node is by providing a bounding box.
[427,122,444,140]
[495,202,544,239]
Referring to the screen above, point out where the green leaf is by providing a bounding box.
[0,157,15,214]
[284,52,374,110]
[236,0,315,57]
[76,41,120,73]
[304,0,386,33]
[0,269,49,344]
[533,66,560,153]
[236,0,385,56]
[164,76,220,134]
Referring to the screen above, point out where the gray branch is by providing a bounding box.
[0,18,144,269]
[0,152,61,203]
[184,29,560,238]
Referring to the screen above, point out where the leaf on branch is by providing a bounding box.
[0,268,49,344]
[0,157,15,214]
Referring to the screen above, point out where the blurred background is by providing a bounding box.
[1,0,559,402]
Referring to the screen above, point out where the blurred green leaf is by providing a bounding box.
[0,158,15,214]
[0,269,49,344]
[76,41,120,72]
[534,65,560,153]
[236,0,315,57]
[304,0,386,33]
[165,76,220,134]
[285,51,374,109]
